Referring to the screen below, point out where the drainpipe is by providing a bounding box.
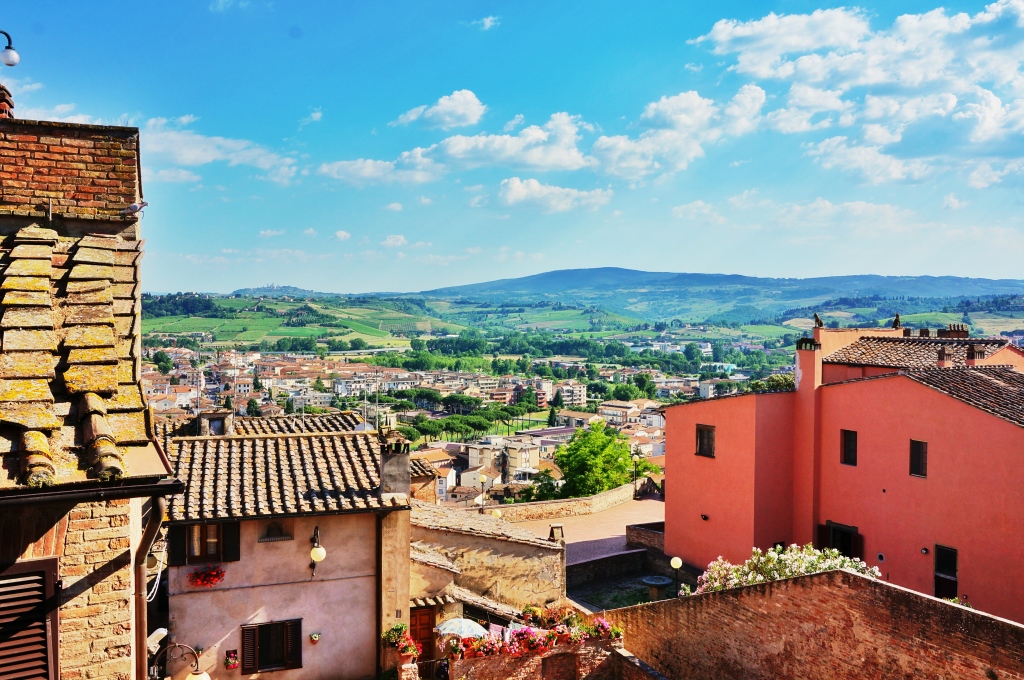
[135,496,167,680]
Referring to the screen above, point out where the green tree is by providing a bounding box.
[152,350,173,374]
[349,337,368,351]
[633,374,657,398]
[547,406,557,427]
[223,395,233,409]
[683,343,703,363]
[397,425,421,442]
[409,338,426,351]
[554,422,658,498]
[611,383,642,401]
[253,375,263,391]
[284,398,294,414]
[550,389,565,408]
[530,469,560,501]
[518,386,538,410]
[313,377,329,393]
[246,399,261,417]
[169,375,180,386]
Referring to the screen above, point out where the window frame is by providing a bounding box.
[241,619,302,673]
[695,424,716,458]
[187,523,222,564]
[910,440,928,478]
[840,429,858,466]
[0,557,60,680]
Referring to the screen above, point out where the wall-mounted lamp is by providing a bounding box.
[148,643,210,680]
[700,514,709,521]
[310,526,326,577]
[670,556,683,596]
[921,548,929,555]
[0,32,19,68]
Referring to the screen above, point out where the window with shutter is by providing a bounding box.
[840,430,857,466]
[172,522,241,565]
[0,558,59,680]
[910,440,927,477]
[240,619,302,672]
[695,424,716,458]
[168,525,187,567]
[221,522,241,563]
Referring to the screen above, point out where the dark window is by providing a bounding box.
[934,545,958,599]
[817,521,863,559]
[695,424,715,458]
[241,620,302,673]
[209,419,225,435]
[910,440,927,477]
[168,522,241,566]
[841,430,857,466]
[0,558,59,680]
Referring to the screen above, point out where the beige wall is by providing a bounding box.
[168,513,378,680]
[411,528,563,609]
[410,561,455,599]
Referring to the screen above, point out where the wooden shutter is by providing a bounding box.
[167,525,187,567]
[221,522,241,562]
[814,524,830,550]
[0,558,59,680]
[850,532,864,559]
[240,625,258,674]
[284,619,303,670]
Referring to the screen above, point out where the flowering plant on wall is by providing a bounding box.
[694,544,881,595]
[187,564,225,588]
[223,650,239,670]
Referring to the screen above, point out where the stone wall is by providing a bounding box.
[624,522,664,552]
[60,499,137,680]
[566,550,646,589]
[483,481,645,523]
[411,475,437,504]
[449,639,621,680]
[0,119,140,221]
[599,569,1024,680]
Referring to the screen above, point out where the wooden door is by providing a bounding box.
[409,607,435,662]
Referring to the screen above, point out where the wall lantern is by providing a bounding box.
[700,514,709,521]
[0,32,19,67]
[921,548,929,555]
[309,526,326,576]
[149,643,210,680]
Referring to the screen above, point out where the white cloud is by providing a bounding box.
[335,230,352,241]
[943,193,968,209]
[807,136,929,183]
[672,200,726,224]
[464,246,483,255]
[473,16,500,30]
[259,229,285,238]
[765,84,853,133]
[318,147,441,185]
[381,234,408,248]
[499,177,612,212]
[438,112,593,171]
[503,114,525,132]
[967,159,1024,188]
[684,63,703,73]
[418,196,433,205]
[144,168,202,183]
[384,202,403,211]
[143,118,297,185]
[468,195,488,208]
[593,86,765,179]
[303,228,317,236]
[393,90,486,129]
[299,108,323,129]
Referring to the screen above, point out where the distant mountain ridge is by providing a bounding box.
[420,267,1024,322]
[231,285,340,298]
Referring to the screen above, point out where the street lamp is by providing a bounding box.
[0,32,19,67]
[670,556,683,596]
[477,473,487,511]
[309,525,326,577]
[631,453,640,498]
[149,643,210,680]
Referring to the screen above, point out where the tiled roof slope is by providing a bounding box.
[410,541,460,573]
[410,500,562,549]
[0,225,168,492]
[903,366,1024,429]
[166,432,406,522]
[233,412,363,435]
[824,337,1007,368]
[410,457,438,478]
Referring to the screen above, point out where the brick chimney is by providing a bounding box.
[919,328,931,338]
[0,83,12,119]
[966,345,984,366]
[936,347,950,369]
[378,429,410,501]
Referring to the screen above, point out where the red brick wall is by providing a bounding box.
[449,639,620,680]
[601,570,1024,680]
[0,119,140,220]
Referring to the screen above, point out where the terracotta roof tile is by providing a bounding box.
[64,325,115,348]
[903,366,1024,429]
[410,500,562,549]
[166,432,407,521]
[3,291,50,306]
[4,259,52,278]
[410,457,438,478]
[8,245,52,259]
[410,541,460,573]
[2,276,50,291]
[0,352,56,379]
[71,248,115,265]
[232,412,364,435]
[67,289,114,305]
[64,305,115,326]
[1,308,54,329]
[0,378,52,402]
[824,337,1007,369]
[68,264,113,280]
[66,347,118,364]
[63,364,118,394]
[3,330,57,351]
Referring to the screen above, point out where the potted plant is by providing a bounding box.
[223,650,239,671]
[382,623,419,664]
[187,564,225,588]
[397,632,421,664]
[444,637,463,660]
[309,632,321,645]
[568,627,589,646]
[590,617,612,639]
[553,624,571,645]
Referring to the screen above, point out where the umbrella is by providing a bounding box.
[436,618,489,638]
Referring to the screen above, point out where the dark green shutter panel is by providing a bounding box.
[168,525,187,566]
[221,522,241,562]
[815,524,830,550]
[241,626,258,674]
[284,619,303,669]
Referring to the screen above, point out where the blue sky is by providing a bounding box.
[5,0,1024,293]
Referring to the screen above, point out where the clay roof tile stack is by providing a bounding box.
[824,336,1007,369]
